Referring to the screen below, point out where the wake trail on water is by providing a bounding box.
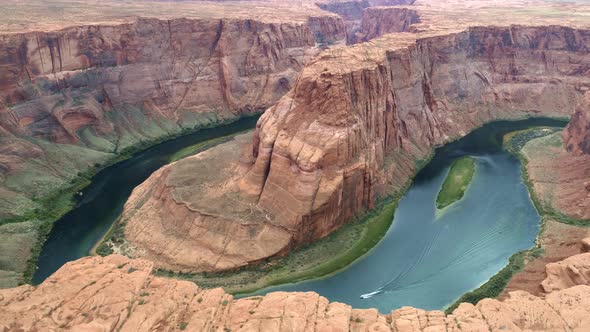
[360,210,513,299]
[360,227,443,299]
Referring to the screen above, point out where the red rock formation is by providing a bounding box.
[0,16,346,146]
[521,131,590,221]
[564,92,590,156]
[2,249,590,331]
[351,7,420,43]
[316,0,418,44]
[122,25,590,273]
[238,25,590,248]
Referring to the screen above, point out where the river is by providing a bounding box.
[33,116,566,314]
[247,118,566,312]
[32,115,259,284]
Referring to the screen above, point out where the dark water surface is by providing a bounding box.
[32,116,259,284]
[249,118,566,313]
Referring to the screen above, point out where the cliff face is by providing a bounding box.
[0,16,346,146]
[317,0,419,44]
[0,14,346,288]
[0,15,346,219]
[2,247,590,331]
[351,7,420,43]
[121,25,590,273]
[564,92,590,156]
[239,25,590,246]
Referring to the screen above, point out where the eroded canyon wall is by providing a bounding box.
[0,14,348,288]
[564,92,590,156]
[317,0,419,44]
[239,25,590,246]
[351,7,420,43]
[0,15,346,220]
[121,25,590,274]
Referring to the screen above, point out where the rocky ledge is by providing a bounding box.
[2,243,590,331]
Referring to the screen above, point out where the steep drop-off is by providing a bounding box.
[0,15,347,219]
[121,25,590,273]
[317,0,419,44]
[564,92,590,157]
[0,13,348,288]
[350,7,420,43]
[240,25,590,247]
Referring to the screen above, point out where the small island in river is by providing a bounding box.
[436,156,476,209]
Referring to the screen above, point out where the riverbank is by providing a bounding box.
[153,191,404,295]
[33,117,568,305]
[146,118,563,299]
[445,126,589,313]
[1,113,261,287]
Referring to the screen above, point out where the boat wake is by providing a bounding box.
[359,290,383,299]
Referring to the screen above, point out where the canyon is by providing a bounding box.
[1,0,590,330]
[119,24,590,274]
[0,0,430,287]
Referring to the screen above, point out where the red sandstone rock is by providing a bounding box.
[0,16,346,145]
[351,7,420,43]
[239,25,590,251]
[2,253,590,331]
[565,92,590,156]
[122,25,590,272]
[542,253,590,293]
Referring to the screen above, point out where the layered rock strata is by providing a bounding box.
[122,25,590,272]
[564,92,590,156]
[317,0,419,44]
[2,249,590,331]
[0,16,346,146]
[350,7,420,43]
[121,133,293,272]
[0,12,347,287]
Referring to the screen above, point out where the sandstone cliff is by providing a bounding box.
[0,14,347,219]
[317,0,419,44]
[121,25,590,273]
[0,16,346,146]
[2,247,590,331]
[350,7,420,43]
[564,92,590,156]
[0,13,347,287]
[239,25,590,248]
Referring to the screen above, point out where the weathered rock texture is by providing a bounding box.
[523,132,590,221]
[121,133,294,272]
[123,25,590,273]
[564,92,590,156]
[239,25,590,250]
[0,16,346,146]
[317,0,419,44]
[0,12,347,287]
[2,250,590,331]
[351,7,420,43]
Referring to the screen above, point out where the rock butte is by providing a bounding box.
[121,24,590,273]
[1,243,590,331]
